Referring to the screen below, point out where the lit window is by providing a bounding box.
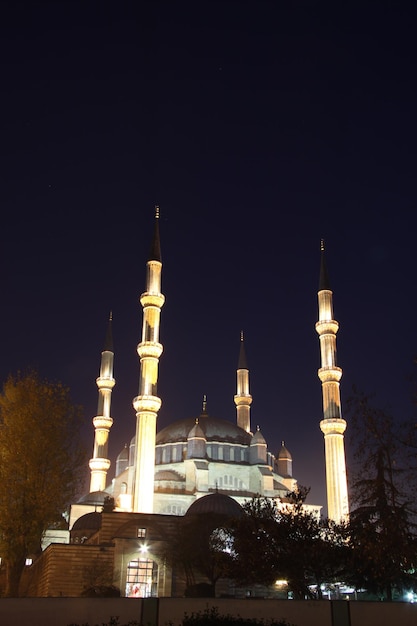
[126,558,158,598]
[137,528,146,538]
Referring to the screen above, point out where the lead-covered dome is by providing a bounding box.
[156,416,251,445]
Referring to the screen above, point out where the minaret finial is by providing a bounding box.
[109,310,113,321]
[240,330,244,342]
[149,206,162,262]
[319,239,331,291]
[202,394,207,414]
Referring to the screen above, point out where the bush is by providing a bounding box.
[184,582,215,597]
[81,585,121,597]
[171,606,294,626]
[67,617,139,626]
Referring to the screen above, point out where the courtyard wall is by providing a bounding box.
[0,596,417,626]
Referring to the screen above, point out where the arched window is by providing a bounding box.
[126,558,158,598]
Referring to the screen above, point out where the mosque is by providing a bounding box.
[27,209,349,598]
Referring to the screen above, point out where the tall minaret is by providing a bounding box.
[316,240,349,522]
[234,331,252,433]
[132,207,165,512]
[89,313,115,493]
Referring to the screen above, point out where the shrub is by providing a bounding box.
[67,617,140,626]
[170,606,294,626]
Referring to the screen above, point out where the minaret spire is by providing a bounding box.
[132,208,165,512]
[89,312,115,492]
[315,242,349,522]
[234,331,252,433]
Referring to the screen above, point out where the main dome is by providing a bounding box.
[156,415,251,445]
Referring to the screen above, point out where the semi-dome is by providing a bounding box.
[77,490,107,505]
[72,511,101,531]
[185,492,244,518]
[156,415,251,446]
[155,469,183,481]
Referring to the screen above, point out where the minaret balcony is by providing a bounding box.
[318,366,342,383]
[234,394,253,406]
[133,394,162,414]
[89,458,111,471]
[96,376,116,390]
[315,320,339,335]
[140,292,165,308]
[92,415,114,429]
[320,418,347,436]
[137,341,163,358]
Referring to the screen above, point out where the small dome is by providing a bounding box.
[187,419,206,440]
[278,441,292,460]
[251,427,266,444]
[117,445,129,462]
[77,490,108,505]
[72,512,101,531]
[185,492,244,518]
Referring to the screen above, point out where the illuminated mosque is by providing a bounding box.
[69,208,348,524]
[28,209,349,597]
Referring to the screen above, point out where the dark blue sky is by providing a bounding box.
[1,1,416,513]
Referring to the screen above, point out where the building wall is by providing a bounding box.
[1,598,417,626]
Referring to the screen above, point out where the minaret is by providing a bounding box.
[234,331,252,433]
[89,313,115,493]
[132,206,165,512]
[316,240,349,522]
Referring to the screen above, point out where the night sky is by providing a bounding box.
[1,1,416,514]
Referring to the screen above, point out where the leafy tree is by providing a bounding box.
[226,496,282,589]
[0,371,86,596]
[346,389,417,600]
[228,492,349,599]
[164,512,233,596]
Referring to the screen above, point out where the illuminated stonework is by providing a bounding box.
[89,314,115,493]
[132,207,165,513]
[316,242,349,522]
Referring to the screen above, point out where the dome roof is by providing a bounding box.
[157,416,251,446]
[187,419,206,439]
[185,492,244,518]
[251,427,266,444]
[72,511,101,531]
[77,490,108,505]
[117,445,129,462]
[278,442,292,460]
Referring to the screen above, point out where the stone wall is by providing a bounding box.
[1,597,417,626]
